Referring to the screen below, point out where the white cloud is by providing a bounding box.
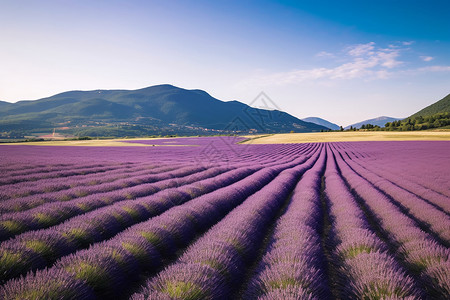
[315,51,335,58]
[347,42,375,56]
[242,42,404,86]
[240,42,449,88]
[417,65,450,72]
[420,56,434,62]
[402,41,415,46]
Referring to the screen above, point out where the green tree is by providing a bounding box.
[433,119,441,128]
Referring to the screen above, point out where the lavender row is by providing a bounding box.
[0,144,295,204]
[0,166,257,283]
[0,163,157,200]
[0,165,229,241]
[0,165,185,214]
[336,147,450,245]
[0,163,124,185]
[324,146,421,299]
[345,148,450,214]
[241,145,328,300]
[332,144,450,298]
[0,138,313,166]
[0,164,193,213]
[339,141,450,198]
[132,151,320,300]
[0,154,310,299]
[0,142,301,201]
[1,162,111,179]
[0,145,311,237]
[0,154,310,284]
[0,162,73,174]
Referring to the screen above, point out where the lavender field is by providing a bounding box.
[0,137,449,299]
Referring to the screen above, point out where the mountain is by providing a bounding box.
[0,85,327,138]
[345,116,402,129]
[0,101,12,108]
[409,93,450,118]
[302,117,340,130]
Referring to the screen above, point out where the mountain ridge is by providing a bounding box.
[345,116,402,129]
[409,93,450,118]
[302,117,340,130]
[0,84,327,138]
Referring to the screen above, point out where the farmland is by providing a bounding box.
[0,137,449,299]
[242,130,450,144]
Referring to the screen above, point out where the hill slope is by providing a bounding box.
[302,117,340,130]
[0,85,327,137]
[0,101,12,108]
[410,93,450,118]
[345,116,402,129]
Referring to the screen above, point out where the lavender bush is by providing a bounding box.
[0,137,448,299]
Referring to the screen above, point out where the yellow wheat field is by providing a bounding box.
[242,131,450,144]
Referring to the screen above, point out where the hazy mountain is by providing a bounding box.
[302,117,340,130]
[0,101,12,108]
[0,84,327,137]
[345,116,402,129]
[409,93,450,118]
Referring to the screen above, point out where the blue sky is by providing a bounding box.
[1,0,449,126]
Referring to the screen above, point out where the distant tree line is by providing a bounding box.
[360,124,381,130]
[318,112,449,132]
[384,112,450,131]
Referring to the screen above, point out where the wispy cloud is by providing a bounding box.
[347,42,375,56]
[402,41,415,46]
[420,56,434,62]
[242,42,405,86]
[416,65,450,72]
[315,51,335,58]
[239,42,450,88]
